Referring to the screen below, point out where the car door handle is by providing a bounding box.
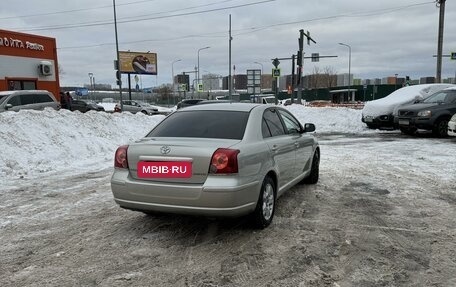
[271,145,278,152]
[294,142,299,148]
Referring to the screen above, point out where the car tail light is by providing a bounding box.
[209,148,239,174]
[114,145,129,168]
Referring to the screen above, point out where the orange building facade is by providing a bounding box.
[0,29,60,100]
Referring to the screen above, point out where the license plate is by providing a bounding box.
[399,119,409,126]
[364,117,373,123]
[137,161,192,178]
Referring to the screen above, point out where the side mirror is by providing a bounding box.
[5,104,13,110]
[414,95,423,104]
[303,123,316,133]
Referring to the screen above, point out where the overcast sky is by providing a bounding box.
[2,0,455,88]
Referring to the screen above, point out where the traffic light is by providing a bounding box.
[115,70,122,86]
[297,51,302,66]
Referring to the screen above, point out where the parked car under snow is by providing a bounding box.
[361,84,454,129]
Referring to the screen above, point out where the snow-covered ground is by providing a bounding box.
[0,104,453,189]
[1,104,456,287]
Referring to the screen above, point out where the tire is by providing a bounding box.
[400,127,417,135]
[302,150,320,184]
[251,176,276,229]
[432,118,449,138]
[141,110,149,115]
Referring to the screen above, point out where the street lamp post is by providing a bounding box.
[395,73,398,90]
[171,59,181,106]
[88,72,93,100]
[197,46,210,88]
[339,42,351,101]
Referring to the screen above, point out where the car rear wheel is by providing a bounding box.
[302,150,320,184]
[251,176,275,229]
[432,119,449,137]
[141,110,149,115]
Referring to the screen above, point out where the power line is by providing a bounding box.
[0,0,160,20]
[11,0,276,32]
[56,1,435,50]
[0,0,240,21]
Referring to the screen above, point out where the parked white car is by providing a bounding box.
[361,84,454,129]
[448,113,456,137]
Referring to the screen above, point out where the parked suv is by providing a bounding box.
[397,87,456,137]
[0,90,60,112]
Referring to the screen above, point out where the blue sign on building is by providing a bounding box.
[75,88,89,96]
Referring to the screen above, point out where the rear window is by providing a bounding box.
[147,110,249,140]
[34,94,54,103]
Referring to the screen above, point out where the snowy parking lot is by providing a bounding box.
[1,107,455,286]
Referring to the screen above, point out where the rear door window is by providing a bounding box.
[20,94,34,105]
[262,108,285,137]
[147,110,249,140]
[34,94,54,103]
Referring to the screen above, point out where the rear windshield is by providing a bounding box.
[147,110,249,140]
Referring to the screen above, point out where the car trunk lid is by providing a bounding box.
[127,137,240,184]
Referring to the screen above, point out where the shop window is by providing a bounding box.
[23,81,37,90]
[7,80,37,90]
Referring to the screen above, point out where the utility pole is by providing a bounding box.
[297,29,316,103]
[291,54,296,104]
[436,0,446,83]
[229,14,233,100]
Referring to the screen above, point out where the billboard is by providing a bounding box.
[119,51,157,75]
[75,87,89,96]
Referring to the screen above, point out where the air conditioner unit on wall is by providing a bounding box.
[39,61,53,76]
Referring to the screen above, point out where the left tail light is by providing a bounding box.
[209,148,239,174]
[114,145,129,168]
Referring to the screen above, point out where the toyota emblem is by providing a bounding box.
[160,146,171,155]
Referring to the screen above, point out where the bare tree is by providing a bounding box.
[156,84,173,102]
[323,66,337,88]
[310,66,321,89]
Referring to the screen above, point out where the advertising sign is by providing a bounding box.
[119,51,157,75]
[75,88,89,96]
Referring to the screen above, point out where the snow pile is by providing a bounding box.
[0,109,164,183]
[0,105,369,184]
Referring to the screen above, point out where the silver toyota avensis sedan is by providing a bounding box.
[111,103,320,228]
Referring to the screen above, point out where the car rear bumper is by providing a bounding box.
[111,169,260,217]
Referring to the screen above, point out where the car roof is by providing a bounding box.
[0,90,52,96]
[179,102,264,112]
